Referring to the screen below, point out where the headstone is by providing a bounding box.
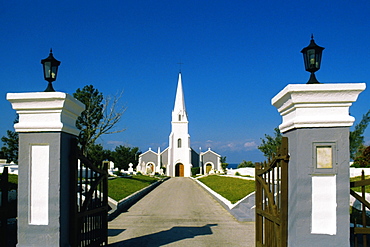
[128,163,134,173]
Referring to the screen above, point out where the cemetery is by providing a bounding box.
[0,38,369,247]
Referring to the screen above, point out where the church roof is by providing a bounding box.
[139,148,158,157]
[202,148,221,157]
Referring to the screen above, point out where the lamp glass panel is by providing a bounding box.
[308,49,316,69]
[44,62,51,78]
[51,66,57,79]
[315,53,321,69]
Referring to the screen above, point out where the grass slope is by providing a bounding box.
[198,175,255,204]
[108,175,159,201]
[0,172,158,202]
[350,175,370,193]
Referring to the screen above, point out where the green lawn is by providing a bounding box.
[198,175,255,204]
[107,175,159,201]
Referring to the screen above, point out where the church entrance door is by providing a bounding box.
[206,164,212,174]
[175,163,184,177]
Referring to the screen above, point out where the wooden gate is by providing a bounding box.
[255,137,289,247]
[70,147,109,247]
[350,170,370,247]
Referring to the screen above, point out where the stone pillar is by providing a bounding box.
[7,92,84,247]
[272,83,365,246]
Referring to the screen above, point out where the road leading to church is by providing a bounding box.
[108,177,255,246]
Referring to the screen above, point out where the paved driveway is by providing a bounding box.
[108,177,255,246]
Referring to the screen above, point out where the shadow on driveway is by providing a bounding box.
[108,224,218,246]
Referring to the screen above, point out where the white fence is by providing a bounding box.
[226,167,370,178]
[0,164,18,175]
[350,168,370,177]
[227,167,255,177]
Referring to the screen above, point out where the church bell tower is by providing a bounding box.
[168,72,191,177]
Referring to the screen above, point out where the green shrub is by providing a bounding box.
[191,167,200,176]
[235,172,240,176]
[237,160,255,168]
[161,167,166,174]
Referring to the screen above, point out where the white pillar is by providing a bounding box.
[157,147,161,173]
[272,83,365,246]
[7,92,84,246]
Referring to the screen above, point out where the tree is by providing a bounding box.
[350,109,370,160]
[220,156,228,173]
[0,130,19,164]
[73,85,126,156]
[0,116,19,164]
[87,144,113,167]
[352,145,370,168]
[237,160,255,168]
[258,127,282,159]
[111,145,141,171]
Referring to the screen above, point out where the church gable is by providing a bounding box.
[137,149,159,175]
[140,149,157,161]
[201,149,222,174]
[202,150,221,164]
[202,149,221,158]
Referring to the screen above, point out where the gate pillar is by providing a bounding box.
[7,92,84,246]
[272,83,365,246]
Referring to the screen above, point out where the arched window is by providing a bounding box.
[178,115,181,121]
[177,138,182,148]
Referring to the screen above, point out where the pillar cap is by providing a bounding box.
[7,92,85,136]
[272,83,366,133]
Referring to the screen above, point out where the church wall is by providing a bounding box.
[161,149,168,167]
[191,148,200,167]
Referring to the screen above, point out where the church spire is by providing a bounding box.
[172,72,187,121]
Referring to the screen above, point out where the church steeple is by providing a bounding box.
[169,72,190,177]
[172,72,188,122]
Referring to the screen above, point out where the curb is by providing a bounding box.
[108,177,170,221]
[193,177,255,222]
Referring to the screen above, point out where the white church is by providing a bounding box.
[137,72,222,177]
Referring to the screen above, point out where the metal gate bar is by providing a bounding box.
[70,143,108,247]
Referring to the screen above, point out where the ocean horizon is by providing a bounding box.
[227,163,239,169]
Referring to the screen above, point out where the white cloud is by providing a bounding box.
[243,141,258,150]
[107,140,124,146]
[196,139,258,152]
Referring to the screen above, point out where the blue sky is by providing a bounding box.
[0,1,369,164]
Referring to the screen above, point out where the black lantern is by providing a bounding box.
[41,49,61,92]
[301,35,325,84]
